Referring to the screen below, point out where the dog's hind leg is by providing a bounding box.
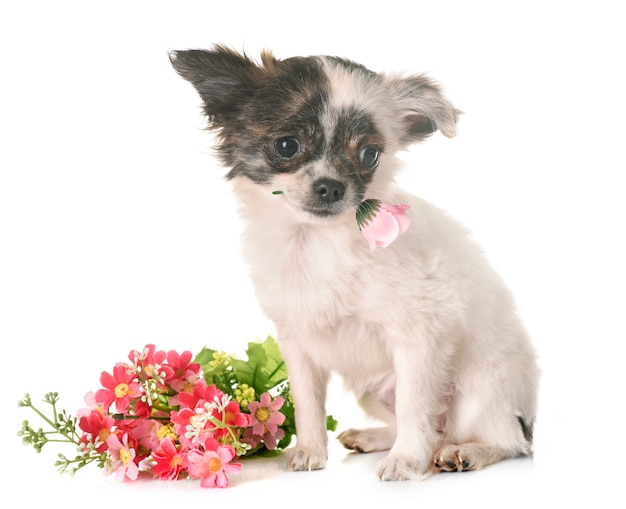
[434,415,534,472]
[434,442,514,471]
[337,390,397,453]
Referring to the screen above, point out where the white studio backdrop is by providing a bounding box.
[1,1,624,506]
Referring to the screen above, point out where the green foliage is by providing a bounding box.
[196,336,288,392]
[17,392,105,475]
[356,199,381,229]
[195,336,336,453]
[326,415,339,432]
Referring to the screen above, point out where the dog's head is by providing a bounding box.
[171,45,459,222]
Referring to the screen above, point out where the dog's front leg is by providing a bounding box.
[279,336,330,471]
[376,341,444,481]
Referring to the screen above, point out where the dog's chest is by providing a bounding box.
[245,222,362,326]
[243,219,402,382]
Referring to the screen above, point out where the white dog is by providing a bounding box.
[170,46,539,481]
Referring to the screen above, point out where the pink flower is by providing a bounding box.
[166,349,201,381]
[240,428,262,450]
[171,406,214,449]
[132,418,163,452]
[78,408,115,453]
[177,381,218,410]
[167,349,202,405]
[214,399,251,433]
[185,443,242,489]
[247,393,285,449]
[129,344,165,369]
[171,387,222,448]
[131,400,151,419]
[152,438,185,480]
[76,391,100,419]
[95,363,141,413]
[106,432,139,481]
[242,424,285,451]
[248,393,285,436]
[356,200,411,250]
[129,344,175,383]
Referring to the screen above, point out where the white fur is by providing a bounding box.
[188,52,539,481]
[233,173,538,479]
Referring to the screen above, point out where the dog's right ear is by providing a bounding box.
[169,45,262,125]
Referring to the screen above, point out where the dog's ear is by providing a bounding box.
[169,45,265,125]
[386,74,461,145]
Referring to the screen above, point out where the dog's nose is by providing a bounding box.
[314,178,345,203]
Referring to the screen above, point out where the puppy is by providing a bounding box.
[170,46,539,481]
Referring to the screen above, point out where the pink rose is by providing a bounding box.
[356,200,410,250]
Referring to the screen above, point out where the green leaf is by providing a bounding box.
[231,336,288,394]
[256,448,283,457]
[356,199,381,229]
[195,336,289,395]
[193,347,217,367]
[326,415,339,432]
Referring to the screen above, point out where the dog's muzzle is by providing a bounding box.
[300,178,346,217]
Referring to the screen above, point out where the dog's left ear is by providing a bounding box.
[386,74,461,146]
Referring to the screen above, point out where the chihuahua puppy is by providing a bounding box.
[170,45,539,481]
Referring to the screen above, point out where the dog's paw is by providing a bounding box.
[434,443,511,472]
[376,454,432,481]
[434,445,474,472]
[338,427,395,453]
[286,446,327,471]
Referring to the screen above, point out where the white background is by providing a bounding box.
[1,1,624,505]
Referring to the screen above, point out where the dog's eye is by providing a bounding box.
[274,137,300,158]
[359,145,380,170]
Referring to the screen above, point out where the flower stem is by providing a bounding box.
[25,401,57,430]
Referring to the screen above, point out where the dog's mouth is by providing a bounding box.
[302,203,347,218]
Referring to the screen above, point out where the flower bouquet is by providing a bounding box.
[18,337,337,489]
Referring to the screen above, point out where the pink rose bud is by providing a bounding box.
[356,200,410,250]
